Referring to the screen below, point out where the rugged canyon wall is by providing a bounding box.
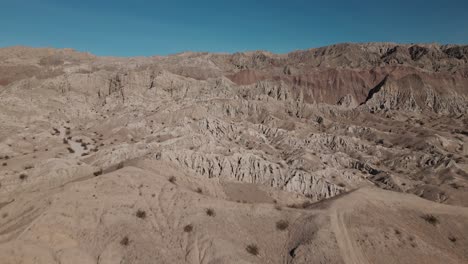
[0,43,467,204]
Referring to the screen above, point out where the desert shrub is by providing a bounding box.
[117,162,124,169]
[63,138,68,144]
[2,162,6,166]
[246,244,259,256]
[183,224,193,232]
[136,209,146,219]
[276,220,289,231]
[206,208,215,217]
[288,200,312,209]
[448,236,457,243]
[19,174,28,180]
[24,165,34,170]
[93,169,103,176]
[120,236,130,246]
[317,116,323,124]
[195,187,203,194]
[421,214,439,225]
[168,176,176,184]
[67,147,75,153]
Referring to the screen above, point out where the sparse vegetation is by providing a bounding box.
[19,173,28,181]
[2,162,6,166]
[421,214,439,225]
[183,224,193,232]
[195,187,203,194]
[246,244,259,256]
[67,147,75,153]
[120,236,130,246]
[136,209,147,219]
[206,208,215,217]
[117,162,124,169]
[93,169,103,176]
[317,116,323,124]
[448,236,457,243]
[24,165,34,170]
[288,200,312,209]
[168,176,176,184]
[276,220,289,231]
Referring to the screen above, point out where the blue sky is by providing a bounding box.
[1,0,467,56]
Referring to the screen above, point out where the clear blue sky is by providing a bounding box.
[1,0,467,56]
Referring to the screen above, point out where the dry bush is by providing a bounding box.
[120,236,130,246]
[183,224,193,232]
[206,208,215,217]
[246,244,259,256]
[421,214,439,225]
[19,174,28,180]
[136,209,147,219]
[168,176,176,184]
[287,200,312,209]
[276,220,289,231]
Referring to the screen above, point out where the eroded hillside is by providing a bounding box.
[0,43,467,263]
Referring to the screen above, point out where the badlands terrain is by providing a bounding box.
[0,43,467,263]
